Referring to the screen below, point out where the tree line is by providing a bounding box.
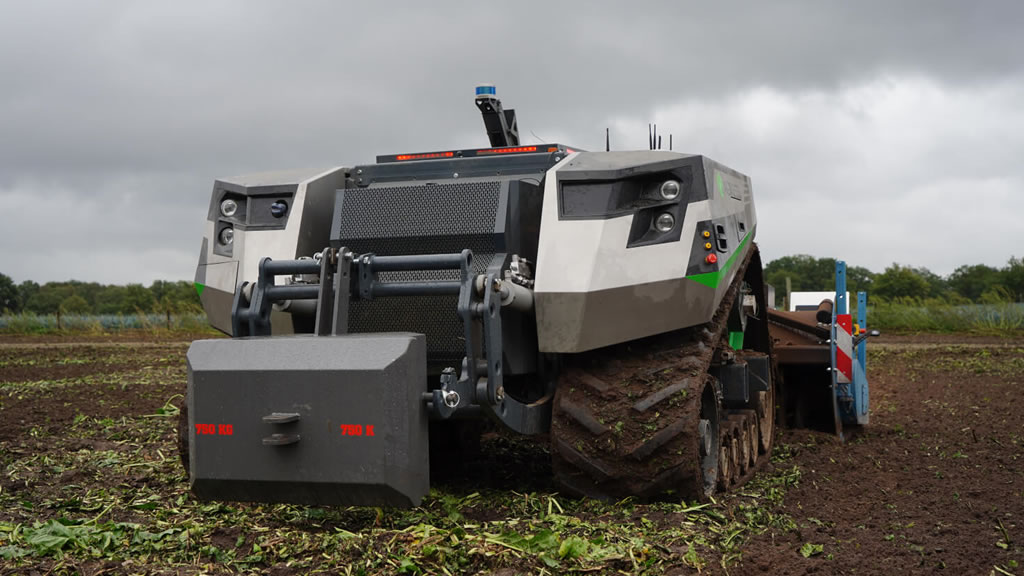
[2,254,1023,316]
[765,255,1024,304]
[0,274,201,316]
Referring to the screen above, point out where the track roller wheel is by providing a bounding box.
[730,409,759,470]
[728,415,750,476]
[756,386,775,455]
[746,416,759,468]
[717,438,732,491]
[698,375,722,498]
[727,429,741,485]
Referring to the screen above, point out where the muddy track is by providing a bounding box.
[550,245,774,501]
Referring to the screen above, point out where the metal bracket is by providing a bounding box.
[262,412,300,424]
[262,433,301,446]
[426,367,461,419]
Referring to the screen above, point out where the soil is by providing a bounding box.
[1,332,1021,574]
[734,335,1024,575]
[0,343,186,444]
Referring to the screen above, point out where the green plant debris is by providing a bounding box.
[0,336,844,574]
[799,542,824,558]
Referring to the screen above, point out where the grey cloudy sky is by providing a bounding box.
[2,1,1022,284]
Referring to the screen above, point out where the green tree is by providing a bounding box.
[120,284,156,314]
[95,285,127,314]
[67,281,104,311]
[764,255,836,292]
[764,255,875,300]
[60,294,91,314]
[0,273,18,313]
[17,280,39,312]
[846,265,875,295]
[150,280,173,303]
[872,264,931,300]
[1001,257,1024,302]
[911,266,949,298]
[948,264,1003,301]
[26,284,75,314]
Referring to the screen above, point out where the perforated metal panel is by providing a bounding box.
[335,181,505,366]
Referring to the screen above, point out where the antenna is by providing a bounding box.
[657,135,662,150]
[648,124,653,150]
[605,127,610,152]
[669,134,673,151]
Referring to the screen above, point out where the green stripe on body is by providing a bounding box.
[686,229,753,289]
[194,282,205,297]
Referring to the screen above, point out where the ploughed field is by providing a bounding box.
[0,333,1021,575]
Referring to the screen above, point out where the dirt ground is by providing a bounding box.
[735,333,1024,575]
[0,332,1022,575]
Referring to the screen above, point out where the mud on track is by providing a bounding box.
[0,332,1022,575]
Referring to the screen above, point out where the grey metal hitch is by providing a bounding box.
[230,246,551,434]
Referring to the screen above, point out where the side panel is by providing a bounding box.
[186,333,429,507]
[195,166,348,335]
[534,152,756,353]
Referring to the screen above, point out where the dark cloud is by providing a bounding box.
[1,1,1022,282]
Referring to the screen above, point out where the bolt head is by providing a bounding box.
[443,390,460,408]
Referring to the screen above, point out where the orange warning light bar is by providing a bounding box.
[477,146,538,155]
[396,151,456,161]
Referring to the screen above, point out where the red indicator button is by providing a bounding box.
[705,253,718,264]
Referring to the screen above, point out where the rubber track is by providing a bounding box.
[551,243,774,501]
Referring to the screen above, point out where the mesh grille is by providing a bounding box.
[336,181,503,364]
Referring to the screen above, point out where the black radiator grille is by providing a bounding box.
[335,181,504,365]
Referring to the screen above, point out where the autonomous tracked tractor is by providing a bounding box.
[183,86,875,507]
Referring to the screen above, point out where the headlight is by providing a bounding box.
[220,198,238,217]
[559,173,687,220]
[654,212,675,232]
[660,180,680,200]
[218,227,234,245]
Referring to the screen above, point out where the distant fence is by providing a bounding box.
[0,313,213,333]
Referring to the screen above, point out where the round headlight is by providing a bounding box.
[218,227,234,245]
[220,198,238,217]
[654,212,675,233]
[660,180,681,200]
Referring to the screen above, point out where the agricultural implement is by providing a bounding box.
[181,86,876,507]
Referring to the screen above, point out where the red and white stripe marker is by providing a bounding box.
[835,314,853,384]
